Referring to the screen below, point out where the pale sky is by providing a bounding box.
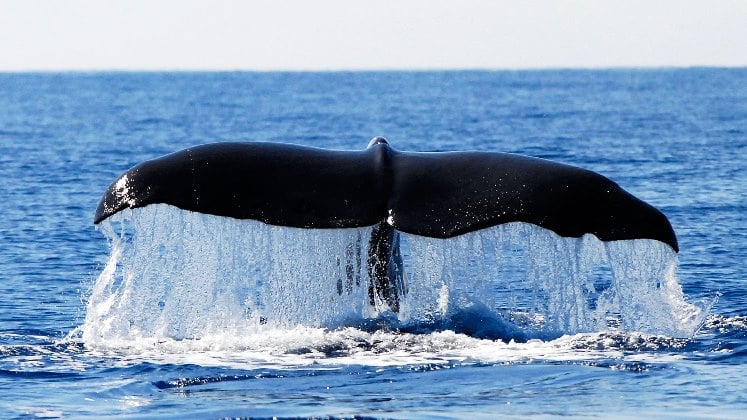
[0,0,745,71]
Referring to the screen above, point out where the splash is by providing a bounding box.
[81,204,711,347]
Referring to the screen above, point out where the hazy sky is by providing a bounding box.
[1,0,745,71]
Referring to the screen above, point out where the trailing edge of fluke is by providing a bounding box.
[94,137,678,253]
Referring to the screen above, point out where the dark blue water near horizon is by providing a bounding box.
[1,69,746,418]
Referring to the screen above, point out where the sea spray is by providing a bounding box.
[82,204,711,345]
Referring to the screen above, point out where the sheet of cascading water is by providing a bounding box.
[81,203,711,351]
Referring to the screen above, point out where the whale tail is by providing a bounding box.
[94,139,678,312]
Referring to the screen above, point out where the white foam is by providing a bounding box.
[80,204,711,350]
[72,327,690,371]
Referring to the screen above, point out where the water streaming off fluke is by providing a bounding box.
[82,204,711,346]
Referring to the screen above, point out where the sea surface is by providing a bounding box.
[0,69,746,418]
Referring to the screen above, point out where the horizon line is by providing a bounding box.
[1,64,745,74]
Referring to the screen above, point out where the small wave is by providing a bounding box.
[0,369,79,380]
[703,314,747,332]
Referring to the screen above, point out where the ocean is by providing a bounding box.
[0,69,745,418]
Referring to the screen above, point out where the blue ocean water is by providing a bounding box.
[0,69,746,418]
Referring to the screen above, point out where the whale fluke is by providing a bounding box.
[94,139,678,311]
[95,139,677,252]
